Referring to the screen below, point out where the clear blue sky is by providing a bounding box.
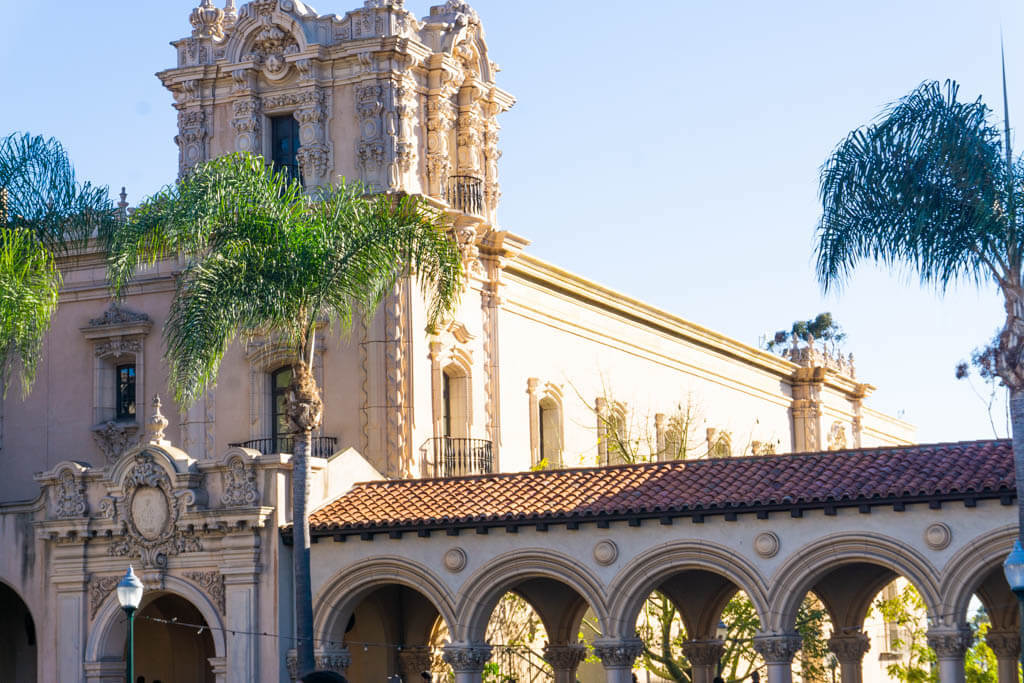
[2,0,1022,443]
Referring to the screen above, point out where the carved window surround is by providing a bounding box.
[245,333,325,442]
[80,304,153,463]
[526,379,564,468]
[428,321,475,441]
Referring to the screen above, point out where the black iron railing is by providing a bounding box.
[228,436,338,459]
[423,437,493,477]
[445,175,484,216]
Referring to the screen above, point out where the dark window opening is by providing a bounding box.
[271,366,293,453]
[116,364,136,421]
[441,372,452,437]
[270,114,301,183]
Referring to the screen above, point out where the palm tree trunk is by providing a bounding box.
[1011,390,1024,543]
[292,426,316,677]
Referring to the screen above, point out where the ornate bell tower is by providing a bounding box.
[159,0,515,227]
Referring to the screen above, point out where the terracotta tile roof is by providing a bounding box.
[307,439,1014,536]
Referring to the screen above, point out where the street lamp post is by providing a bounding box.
[116,566,145,683]
[1002,540,1024,673]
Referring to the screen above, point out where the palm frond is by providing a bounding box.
[0,227,60,397]
[108,153,462,406]
[0,132,118,251]
[816,80,1018,293]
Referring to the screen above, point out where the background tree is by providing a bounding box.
[813,77,1024,540]
[107,153,461,678]
[764,312,846,355]
[0,132,117,395]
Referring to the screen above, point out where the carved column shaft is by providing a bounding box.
[593,638,644,683]
[927,629,973,683]
[827,633,871,683]
[543,643,587,683]
[442,643,492,683]
[753,634,802,683]
[985,631,1021,683]
[682,639,725,683]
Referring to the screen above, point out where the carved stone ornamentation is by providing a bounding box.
[54,470,87,518]
[286,647,352,681]
[176,109,209,176]
[985,631,1021,659]
[355,82,385,187]
[443,546,467,572]
[185,570,226,614]
[107,452,201,568]
[681,640,725,666]
[828,421,848,451]
[91,421,140,463]
[94,338,142,357]
[398,646,433,677]
[752,634,803,663]
[592,638,645,669]
[245,19,299,79]
[190,0,225,39]
[542,643,586,671]
[221,455,259,507]
[442,644,492,673]
[592,539,618,566]
[88,575,121,619]
[926,629,973,659]
[923,522,952,551]
[827,633,871,661]
[231,97,262,153]
[753,531,780,558]
[89,304,151,328]
[147,395,170,445]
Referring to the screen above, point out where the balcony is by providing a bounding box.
[445,175,484,216]
[228,436,338,459]
[422,437,493,477]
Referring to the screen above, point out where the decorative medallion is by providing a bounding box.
[221,455,259,507]
[54,469,88,518]
[753,531,780,558]
[107,452,201,568]
[443,546,467,573]
[924,522,952,551]
[593,539,619,566]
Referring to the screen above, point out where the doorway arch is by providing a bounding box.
[0,581,36,683]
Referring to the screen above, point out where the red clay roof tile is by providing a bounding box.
[307,439,1014,534]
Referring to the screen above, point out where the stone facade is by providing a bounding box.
[0,2,933,682]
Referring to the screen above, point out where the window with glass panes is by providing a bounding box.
[116,364,136,421]
[270,115,300,182]
[271,366,293,453]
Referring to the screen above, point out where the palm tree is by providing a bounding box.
[814,78,1024,540]
[107,152,462,678]
[0,132,117,395]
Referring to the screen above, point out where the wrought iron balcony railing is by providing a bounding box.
[228,436,338,459]
[423,437,493,477]
[445,175,484,216]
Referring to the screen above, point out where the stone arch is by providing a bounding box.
[0,577,37,683]
[85,574,226,663]
[766,532,942,632]
[454,548,610,643]
[606,539,771,639]
[224,4,313,64]
[313,556,457,647]
[939,524,1017,627]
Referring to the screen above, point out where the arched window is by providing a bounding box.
[538,397,561,467]
[271,366,293,453]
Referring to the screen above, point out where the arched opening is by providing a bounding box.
[0,582,36,683]
[133,593,216,683]
[538,396,562,467]
[332,583,446,682]
[627,573,772,683]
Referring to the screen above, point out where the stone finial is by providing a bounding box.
[223,0,237,29]
[190,0,225,40]
[147,395,170,445]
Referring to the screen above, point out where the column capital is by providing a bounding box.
[593,637,645,670]
[442,643,493,673]
[542,642,587,671]
[827,633,871,661]
[398,646,434,677]
[926,628,973,659]
[985,631,1022,660]
[752,633,803,663]
[682,639,725,666]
